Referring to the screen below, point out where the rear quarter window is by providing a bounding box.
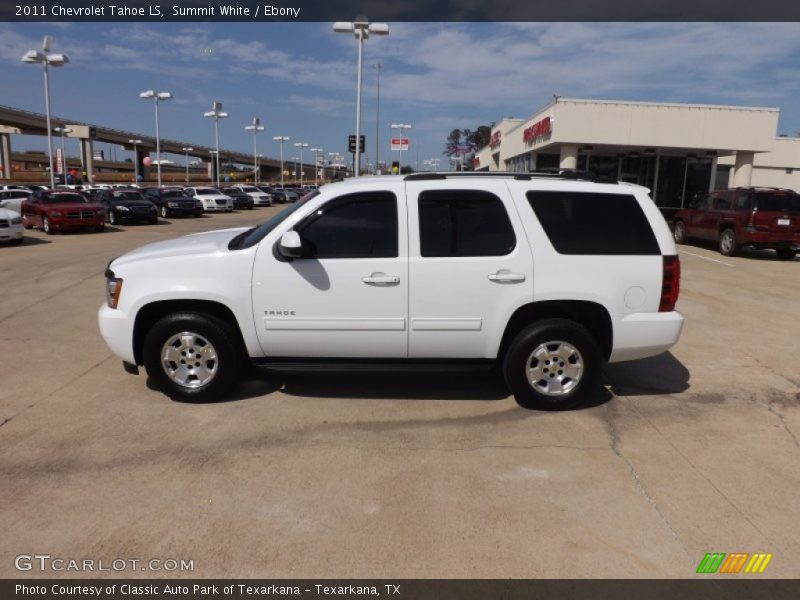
[526,191,660,255]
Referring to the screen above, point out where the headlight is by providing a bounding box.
[167,201,179,208]
[11,217,22,224]
[106,277,123,309]
[117,205,130,212]
[50,211,62,217]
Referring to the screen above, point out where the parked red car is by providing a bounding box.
[21,189,105,234]
[673,187,800,259]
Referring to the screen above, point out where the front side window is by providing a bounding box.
[296,191,397,259]
[527,191,660,255]
[418,190,516,257]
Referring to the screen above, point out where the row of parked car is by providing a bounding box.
[0,182,315,240]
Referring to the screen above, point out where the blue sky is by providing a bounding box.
[3,22,800,169]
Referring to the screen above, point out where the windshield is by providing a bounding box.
[755,192,800,212]
[241,186,259,192]
[230,190,319,250]
[162,190,189,198]
[195,188,220,195]
[42,193,87,204]
[114,191,145,201]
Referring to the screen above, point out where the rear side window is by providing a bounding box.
[755,192,800,212]
[526,191,660,255]
[418,190,516,257]
[297,191,397,259]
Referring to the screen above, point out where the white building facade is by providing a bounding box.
[473,98,800,207]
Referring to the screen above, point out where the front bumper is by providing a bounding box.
[98,304,136,365]
[608,310,684,363]
[0,225,23,240]
[49,216,105,230]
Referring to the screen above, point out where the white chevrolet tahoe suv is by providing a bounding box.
[98,172,683,410]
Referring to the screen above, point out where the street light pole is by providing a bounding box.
[129,139,143,184]
[204,102,229,188]
[245,117,265,184]
[22,36,69,189]
[375,63,382,174]
[54,126,72,180]
[294,142,308,186]
[273,136,289,188]
[310,148,323,186]
[333,19,389,178]
[139,90,172,187]
[390,123,411,173]
[181,146,193,184]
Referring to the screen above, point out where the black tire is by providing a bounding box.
[160,204,169,218]
[502,319,603,410]
[109,210,117,226]
[719,228,739,257]
[143,312,243,402]
[94,225,105,233]
[149,217,158,225]
[43,216,53,235]
[673,220,687,244]
[775,248,796,260]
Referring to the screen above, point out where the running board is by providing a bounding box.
[253,358,494,373]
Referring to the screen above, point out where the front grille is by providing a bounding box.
[215,199,228,205]
[66,211,96,219]
[0,219,8,228]
[131,206,152,214]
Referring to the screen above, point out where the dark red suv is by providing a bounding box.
[673,187,800,259]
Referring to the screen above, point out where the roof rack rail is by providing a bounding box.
[404,170,617,183]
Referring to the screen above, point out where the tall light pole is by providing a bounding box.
[245,117,265,184]
[273,136,289,187]
[128,139,143,183]
[293,142,308,186]
[22,36,69,189]
[310,147,323,186]
[374,63,382,174]
[181,146,193,184]
[333,19,389,178]
[53,126,72,180]
[139,89,172,187]
[391,123,411,173]
[204,101,228,188]
[329,152,341,180]
[291,157,299,183]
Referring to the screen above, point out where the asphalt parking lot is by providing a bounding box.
[1,210,798,579]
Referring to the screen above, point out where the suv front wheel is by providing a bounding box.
[502,319,602,410]
[143,312,243,402]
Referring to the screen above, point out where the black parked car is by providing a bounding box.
[263,186,298,203]
[141,187,203,218]
[222,187,255,210]
[96,189,158,225]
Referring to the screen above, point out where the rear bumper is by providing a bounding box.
[98,304,136,365]
[609,311,684,363]
[740,230,799,247]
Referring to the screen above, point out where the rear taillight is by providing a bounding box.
[659,255,681,312]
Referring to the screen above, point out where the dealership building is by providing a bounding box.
[472,98,800,207]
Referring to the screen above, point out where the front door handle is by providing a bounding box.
[488,270,526,283]
[362,272,400,285]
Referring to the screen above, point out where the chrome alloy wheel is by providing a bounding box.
[720,230,735,254]
[526,340,584,397]
[161,332,218,389]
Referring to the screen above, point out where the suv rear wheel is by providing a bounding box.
[719,228,739,257]
[143,312,243,402]
[502,319,602,410]
[775,248,796,260]
[673,221,687,244]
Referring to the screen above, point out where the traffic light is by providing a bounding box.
[391,161,400,174]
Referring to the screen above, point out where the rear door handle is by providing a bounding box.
[488,270,526,283]
[362,272,400,285]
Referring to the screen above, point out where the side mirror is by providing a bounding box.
[278,230,303,259]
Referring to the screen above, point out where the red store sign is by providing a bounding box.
[489,131,502,150]
[522,116,552,144]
